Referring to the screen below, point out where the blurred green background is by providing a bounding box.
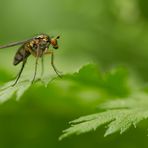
[0,0,148,147]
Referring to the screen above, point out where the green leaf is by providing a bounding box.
[0,80,31,103]
[64,64,130,98]
[59,93,148,140]
[0,64,130,104]
[0,75,57,103]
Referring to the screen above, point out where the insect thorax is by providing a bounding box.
[28,35,50,57]
[13,34,51,65]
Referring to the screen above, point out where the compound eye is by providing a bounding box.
[51,39,57,46]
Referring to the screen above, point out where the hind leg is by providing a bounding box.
[12,59,27,86]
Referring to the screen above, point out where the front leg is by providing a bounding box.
[44,51,62,78]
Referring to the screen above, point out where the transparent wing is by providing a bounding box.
[0,38,33,49]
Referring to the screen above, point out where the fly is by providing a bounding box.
[0,34,61,86]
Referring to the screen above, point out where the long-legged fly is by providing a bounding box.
[0,34,61,86]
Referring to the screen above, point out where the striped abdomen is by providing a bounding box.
[13,45,31,65]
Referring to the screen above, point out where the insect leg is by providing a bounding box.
[41,56,44,78]
[31,57,39,84]
[31,48,39,84]
[51,52,62,78]
[12,58,27,86]
[44,51,62,77]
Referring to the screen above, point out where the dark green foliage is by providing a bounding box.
[1,64,146,141]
